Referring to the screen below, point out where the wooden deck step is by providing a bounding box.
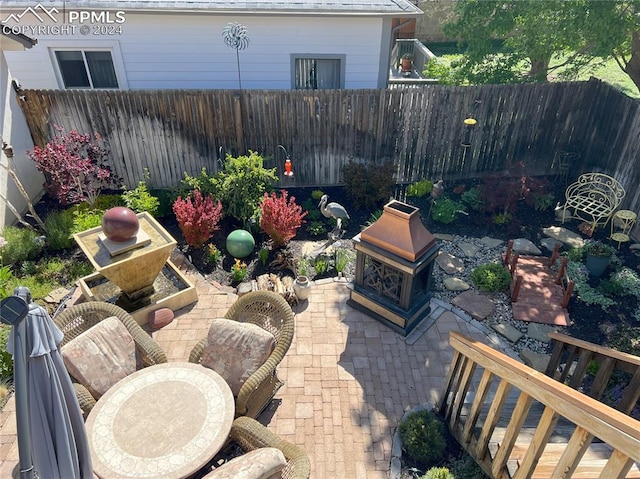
[508,442,640,478]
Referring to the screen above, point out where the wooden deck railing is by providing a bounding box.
[440,332,640,479]
[545,332,640,415]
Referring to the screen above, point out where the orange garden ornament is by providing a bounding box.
[278,145,294,177]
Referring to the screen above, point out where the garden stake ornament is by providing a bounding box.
[318,194,350,241]
[428,180,445,219]
[222,22,249,90]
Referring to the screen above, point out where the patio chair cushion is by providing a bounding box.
[202,447,287,479]
[60,316,137,398]
[201,318,276,396]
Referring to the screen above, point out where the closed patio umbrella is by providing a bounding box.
[3,287,93,479]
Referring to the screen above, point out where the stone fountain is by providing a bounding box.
[73,211,197,324]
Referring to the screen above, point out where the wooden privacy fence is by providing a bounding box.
[16,80,640,219]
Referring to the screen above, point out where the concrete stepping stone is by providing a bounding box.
[527,323,556,343]
[542,226,585,249]
[513,238,542,255]
[480,236,503,249]
[451,290,495,320]
[443,277,470,291]
[541,237,563,253]
[491,323,523,343]
[519,349,551,372]
[435,252,464,274]
[458,241,480,257]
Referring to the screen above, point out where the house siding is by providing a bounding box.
[4,12,386,90]
[0,52,43,227]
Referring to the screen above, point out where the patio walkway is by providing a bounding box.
[0,258,518,479]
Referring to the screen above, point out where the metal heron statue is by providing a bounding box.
[222,22,250,90]
[318,194,350,240]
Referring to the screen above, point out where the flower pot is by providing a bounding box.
[585,254,610,277]
[400,58,413,72]
[293,276,311,301]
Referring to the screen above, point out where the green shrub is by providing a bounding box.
[0,266,13,299]
[182,151,278,226]
[491,212,512,225]
[470,263,511,291]
[259,247,269,266]
[151,188,179,217]
[422,467,454,479]
[231,259,248,282]
[342,160,395,210]
[608,267,640,297]
[44,209,75,250]
[431,198,466,224]
[206,244,222,265]
[335,248,355,274]
[0,325,13,379]
[532,192,555,211]
[305,209,322,221]
[399,409,447,467]
[0,226,43,266]
[123,178,160,216]
[448,454,486,479]
[362,209,382,230]
[313,254,330,275]
[311,190,325,201]
[460,187,483,211]
[563,246,585,263]
[92,194,124,210]
[407,179,434,198]
[307,221,327,236]
[71,208,104,234]
[565,262,615,310]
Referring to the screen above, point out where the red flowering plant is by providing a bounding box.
[27,126,120,207]
[259,190,307,248]
[172,190,223,248]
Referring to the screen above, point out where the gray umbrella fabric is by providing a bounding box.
[7,302,93,479]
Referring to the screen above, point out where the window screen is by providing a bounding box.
[55,50,118,89]
[295,58,341,89]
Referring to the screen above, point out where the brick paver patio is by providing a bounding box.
[0,263,508,478]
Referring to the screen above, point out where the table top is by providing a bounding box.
[614,209,637,220]
[86,362,234,479]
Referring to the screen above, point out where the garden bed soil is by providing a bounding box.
[31,178,640,355]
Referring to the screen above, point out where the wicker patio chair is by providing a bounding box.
[54,301,168,417]
[189,290,295,418]
[203,416,311,479]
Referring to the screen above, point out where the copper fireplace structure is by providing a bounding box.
[348,200,440,335]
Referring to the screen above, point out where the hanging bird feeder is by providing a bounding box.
[278,145,294,177]
[461,117,477,147]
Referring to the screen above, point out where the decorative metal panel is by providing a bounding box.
[362,256,403,305]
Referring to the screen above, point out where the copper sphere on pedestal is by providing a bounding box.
[102,207,140,242]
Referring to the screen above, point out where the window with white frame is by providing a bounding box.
[54,50,119,89]
[293,55,344,90]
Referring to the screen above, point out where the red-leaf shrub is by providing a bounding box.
[27,126,120,207]
[172,190,223,248]
[260,190,307,247]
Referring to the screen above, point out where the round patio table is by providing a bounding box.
[86,362,234,479]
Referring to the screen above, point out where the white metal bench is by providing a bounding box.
[562,173,625,232]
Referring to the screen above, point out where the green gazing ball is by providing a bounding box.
[226,229,255,258]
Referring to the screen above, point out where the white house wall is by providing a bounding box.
[0,52,43,227]
[4,12,386,90]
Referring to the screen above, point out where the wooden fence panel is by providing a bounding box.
[15,81,640,227]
